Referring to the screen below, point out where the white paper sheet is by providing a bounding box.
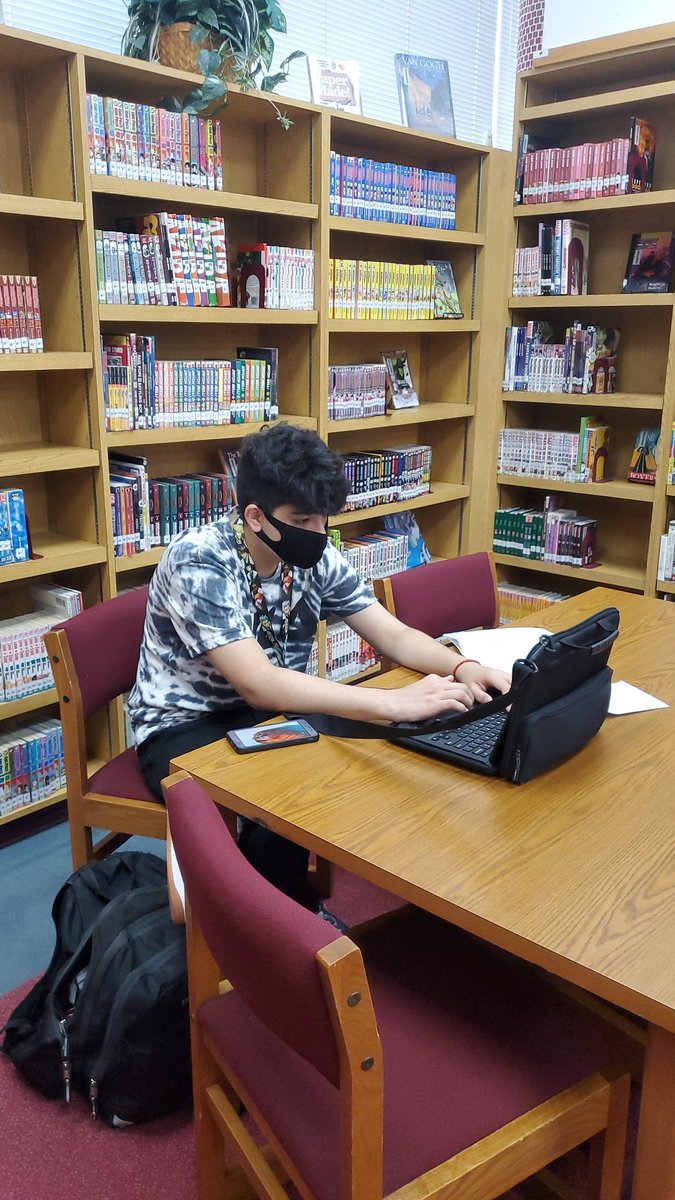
[608,681,669,715]
[441,626,551,674]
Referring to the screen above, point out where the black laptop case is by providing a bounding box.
[310,607,620,784]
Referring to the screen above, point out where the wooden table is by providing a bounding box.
[173,587,675,1200]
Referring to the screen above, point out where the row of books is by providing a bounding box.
[328,363,387,421]
[87,93,223,189]
[96,215,231,307]
[0,488,30,566]
[334,529,409,582]
[503,323,620,395]
[236,244,315,310]
[0,275,43,354]
[328,151,457,229]
[330,259,437,320]
[102,334,279,430]
[498,419,610,484]
[0,719,66,816]
[657,520,675,581]
[0,583,83,703]
[342,445,432,511]
[109,454,237,556]
[516,117,656,205]
[513,221,589,297]
[493,501,598,567]
[325,621,378,681]
[497,582,570,626]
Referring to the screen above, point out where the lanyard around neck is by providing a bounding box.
[233,518,293,666]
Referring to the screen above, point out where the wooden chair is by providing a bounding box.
[44,587,166,869]
[163,769,634,1200]
[374,551,499,671]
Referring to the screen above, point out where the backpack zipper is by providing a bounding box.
[58,1017,71,1102]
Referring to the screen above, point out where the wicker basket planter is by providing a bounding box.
[156,22,222,73]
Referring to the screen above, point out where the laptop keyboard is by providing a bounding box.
[421,710,508,762]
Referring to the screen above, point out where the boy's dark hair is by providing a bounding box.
[236,423,350,516]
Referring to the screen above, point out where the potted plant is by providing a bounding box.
[121,0,304,126]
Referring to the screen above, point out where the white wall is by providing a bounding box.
[542,0,675,52]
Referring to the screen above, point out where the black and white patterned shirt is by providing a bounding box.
[128,516,375,745]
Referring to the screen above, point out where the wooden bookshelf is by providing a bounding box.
[482,31,675,603]
[0,22,504,827]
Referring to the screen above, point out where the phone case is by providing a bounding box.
[226,720,319,754]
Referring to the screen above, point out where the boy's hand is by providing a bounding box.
[385,674,475,723]
[453,662,511,704]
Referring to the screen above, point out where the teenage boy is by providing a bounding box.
[129,424,509,908]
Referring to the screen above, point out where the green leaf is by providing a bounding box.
[279,49,305,70]
[190,24,209,43]
[261,71,286,91]
[175,1,199,17]
[265,0,286,33]
[199,6,220,28]
[201,75,228,102]
[198,48,222,74]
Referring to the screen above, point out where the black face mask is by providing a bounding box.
[255,510,328,569]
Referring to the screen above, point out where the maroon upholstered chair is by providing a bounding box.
[44,587,165,868]
[164,770,634,1200]
[374,551,499,671]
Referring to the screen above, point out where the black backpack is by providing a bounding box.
[1,851,191,1126]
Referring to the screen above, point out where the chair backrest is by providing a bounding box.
[375,552,499,640]
[53,586,149,720]
[163,774,342,1086]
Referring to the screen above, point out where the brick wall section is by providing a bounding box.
[518,0,545,72]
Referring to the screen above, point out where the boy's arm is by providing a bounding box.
[206,637,476,724]
[345,602,511,702]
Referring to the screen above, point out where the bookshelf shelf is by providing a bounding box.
[497,474,655,502]
[508,294,674,310]
[336,662,382,685]
[331,482,470,527]
[493,553,646,589]
[656,580,675,594]
[0,689,58,721]
[327,403,474,434]
[0,791,66,828]
[107,415,318,448]
[91,177,319,221]
[99,306,319,326]
[328,319,480,333]
[0,353,93,373]
[502,391,663,410]
[0,757,105,829]
[667,485,675,497]
[328,217,484,245]
[115,547,165,574]
[514,188,675,219]
[0,194,84,221]
[0,444,99,476]
[0,534,107,584]
[519,77,675,123]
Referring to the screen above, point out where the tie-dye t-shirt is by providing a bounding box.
[128,516,375,746]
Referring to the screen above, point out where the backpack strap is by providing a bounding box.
[307,681,521,743]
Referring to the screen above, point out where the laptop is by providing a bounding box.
[396,706,509,776]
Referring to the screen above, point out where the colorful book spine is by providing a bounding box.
[89,95,223,188]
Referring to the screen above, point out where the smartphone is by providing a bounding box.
[226,718,320,754]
